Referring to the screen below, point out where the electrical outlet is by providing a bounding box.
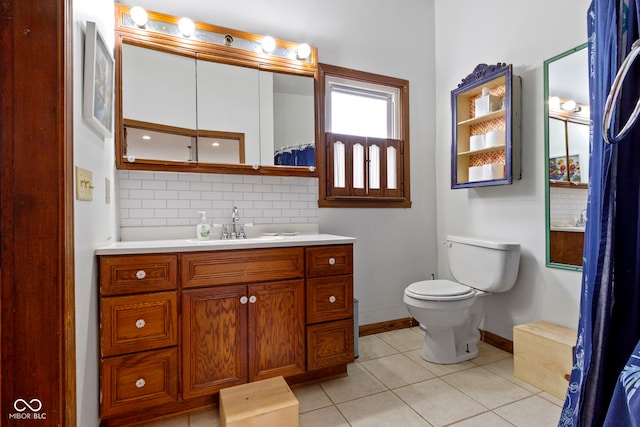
[105,178,111,204]
[76,166,94,201]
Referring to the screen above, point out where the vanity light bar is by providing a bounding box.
[121,9,314,63]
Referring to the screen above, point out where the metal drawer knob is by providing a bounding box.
[328,257,336,265]
[249,295,257,304]
[240,296,248,304]
[135,378,146,389]
[329,295,336,303]
[135,270,146,280]
[135,319,146,329]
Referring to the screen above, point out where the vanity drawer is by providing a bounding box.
[181,247,304,288]
[306,245,353,278]
[307,319,355,371]
[307,276,353,324]
[100,254,178,296]
[101,292,178,357]
[100,347,178,418]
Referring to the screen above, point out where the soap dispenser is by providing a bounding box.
[196,211,211,240]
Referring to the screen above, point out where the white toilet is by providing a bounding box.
[403,235,520,364]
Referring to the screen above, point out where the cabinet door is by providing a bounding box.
[248,280,306,381]
[182,286,248,399]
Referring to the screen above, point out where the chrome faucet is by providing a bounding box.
[576,209,587,227]
[229,207,245,239]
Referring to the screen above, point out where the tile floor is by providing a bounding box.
[141,327,564,427]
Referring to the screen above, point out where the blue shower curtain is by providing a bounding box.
[560,0,640,426]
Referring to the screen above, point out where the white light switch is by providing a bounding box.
[76,166,94,201]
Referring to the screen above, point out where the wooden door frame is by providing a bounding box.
[0,0,76,425]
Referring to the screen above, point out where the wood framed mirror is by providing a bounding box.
[114,4,318,177]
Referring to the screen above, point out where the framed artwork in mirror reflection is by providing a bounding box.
[83,21,114,138]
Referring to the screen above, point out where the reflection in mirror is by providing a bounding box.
[115,4,318,176]
[122,44,196,131]
[545,44,589,270]
[197,59,260,165]
[269,72,316,166]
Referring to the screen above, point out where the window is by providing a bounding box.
[317,64,411,207]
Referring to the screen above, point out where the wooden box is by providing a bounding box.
[513,321,576,399]
[219,376,299,427]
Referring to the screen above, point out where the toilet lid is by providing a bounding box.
[405,280,475,301]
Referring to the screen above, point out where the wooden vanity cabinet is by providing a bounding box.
[181,247,306,398]
[98,254,179,418]
[550,230,585,265]
[305,245,355,370]
[98,243,353,423]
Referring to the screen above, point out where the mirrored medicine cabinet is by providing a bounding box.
[544,43,589,270]
[114,4,318,177]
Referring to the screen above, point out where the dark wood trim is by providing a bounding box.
[0,1,76,424]
[361,318,514,354]
[359,317,419,336]
[316,63,412,208]
[480,329,514,354]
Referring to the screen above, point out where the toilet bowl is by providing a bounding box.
[404,236,520,364]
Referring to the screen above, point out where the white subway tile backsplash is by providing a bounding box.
[142,180,167,190]
[118,170,319,228]
[550,187,588,221]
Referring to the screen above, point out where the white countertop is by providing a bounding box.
[95,233,356,255]
[550,226,585,233]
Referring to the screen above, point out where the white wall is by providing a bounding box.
[73,1,119,426]
[434,0,591,339]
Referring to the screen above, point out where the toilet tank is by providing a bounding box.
[446,235,520,293]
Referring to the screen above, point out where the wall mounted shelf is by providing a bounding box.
[451,63,521,189]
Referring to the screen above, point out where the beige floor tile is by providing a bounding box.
[360,353,435,389]
[493,395,563,426]
[189,408,219,427]
[357,334,399,361]
[338,391,431,426]
[141,414,189,427]
[538,391,565,407]
[299,405,350,427]
[395,378,487,427]
[291,383,333,413]
[377,328,425,352]
[442,367,531,409]
[482,357,542,393]
[471,341,512,365]
[404,349,476,377]
[449,411,514,426]
[320,362,387,404]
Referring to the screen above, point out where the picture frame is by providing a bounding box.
[83,21,114,138]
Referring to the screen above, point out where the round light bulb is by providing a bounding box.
[561,100,577,111]
[261,36,276,53]
[178,17,195,37]
[130,6,148,27]
[549,96,561,110]
[297,43,311,60]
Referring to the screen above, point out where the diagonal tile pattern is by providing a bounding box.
[142,327,563,427]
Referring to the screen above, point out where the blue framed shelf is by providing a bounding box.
[451,63,521,189]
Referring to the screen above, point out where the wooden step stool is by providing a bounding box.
[219,376,299,427]
[513,321,577,399]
